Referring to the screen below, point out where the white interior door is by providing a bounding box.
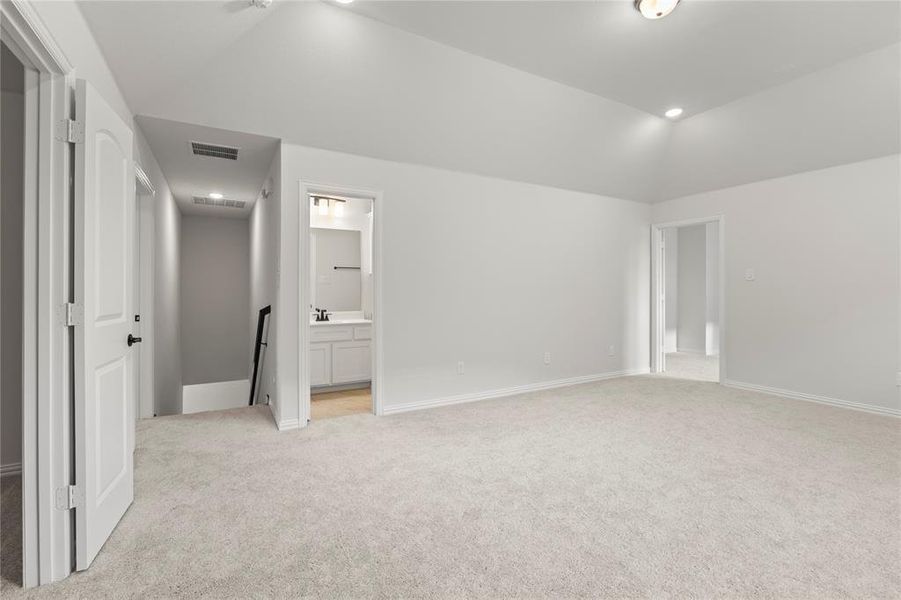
[73,79,136,570]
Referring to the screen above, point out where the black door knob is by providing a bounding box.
[127,334,143,347]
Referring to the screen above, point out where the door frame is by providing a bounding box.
[650,215,726,382]
[298,181,384,424]
[135,163,155,418]
[1,0,74,586]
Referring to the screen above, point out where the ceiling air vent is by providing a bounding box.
[193,196,246,209]
[190,141,239,160]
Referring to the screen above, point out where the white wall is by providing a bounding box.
[249,150,281,416]
[652,155,900,414]
[32,1,132,126]
[663,228,678,353]
[676,225,707,354]
[274,143,650,426]
[705,222,720,356]
[181,215,250,386]
[658,44,900,200]
[31,0,182,416]
[1,45,24,473]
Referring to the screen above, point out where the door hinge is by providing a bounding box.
[64,302,83,326]
[56,485,83,510]
[55,119,84,144]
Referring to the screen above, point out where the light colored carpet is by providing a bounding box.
[311,387,372,420]
[1,474,22,588]
[3,376,899,598]
[663,351,719,382]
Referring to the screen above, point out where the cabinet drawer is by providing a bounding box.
[310,326,353,342]
[354,325,372,340]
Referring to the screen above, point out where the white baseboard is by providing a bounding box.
[276,417,300,431]
[723,379,900,418]
[383,368,650,416]
[182,379,250,415]
[1,462,22,477]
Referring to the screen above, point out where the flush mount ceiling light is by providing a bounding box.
[664,107,684,119]
[634,0,680,19]
[335,0,354,4]
[208,192,224,200]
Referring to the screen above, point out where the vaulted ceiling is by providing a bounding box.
[78,1,900,202]
[346,0,901,117]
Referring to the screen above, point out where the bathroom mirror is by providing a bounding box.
[311,228,362,311]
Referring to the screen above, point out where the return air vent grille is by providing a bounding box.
[192,196,246,209]
[190,141,239,160]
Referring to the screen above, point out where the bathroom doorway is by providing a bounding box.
[651,216,725,383]
[300,184,381,422]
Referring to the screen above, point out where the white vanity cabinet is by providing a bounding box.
[309,343,332,386]
[310,322,372,388]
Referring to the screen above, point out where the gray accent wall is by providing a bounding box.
[181,215,250,386]
[1,41,24,471]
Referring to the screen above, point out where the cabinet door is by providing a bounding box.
[332,341,371,384]
[310,343,332,386]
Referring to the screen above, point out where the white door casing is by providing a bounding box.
[73,79,136,570]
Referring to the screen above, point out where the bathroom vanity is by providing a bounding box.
[310,315,372,388]
[308,213,374,391]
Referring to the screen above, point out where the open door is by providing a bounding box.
[73,79,136,570]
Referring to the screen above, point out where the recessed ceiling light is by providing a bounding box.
[634,0,680,20]
[209,192,224,200]
[664,107,684,119]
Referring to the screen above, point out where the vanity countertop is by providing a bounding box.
[310,318,371,327]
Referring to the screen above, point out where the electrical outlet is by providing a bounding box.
[744,268,756,281]
[543,352,551,365]
[608,344,615,356]
[457,361,465,375]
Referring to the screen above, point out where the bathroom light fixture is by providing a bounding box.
[334,201,345,217]
[634,0,680,19]
[317,198,329,216]
[664,107,683,119]
[208,192,224,200]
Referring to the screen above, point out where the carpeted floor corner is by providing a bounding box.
[2,375,899,598]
